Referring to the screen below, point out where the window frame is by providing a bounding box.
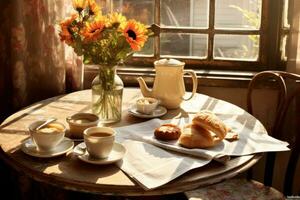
[123,0,288,71]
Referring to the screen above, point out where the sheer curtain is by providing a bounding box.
[0,0,83,122]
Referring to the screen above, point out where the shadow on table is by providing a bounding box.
[1,147,188,200]
[5,143,181,199]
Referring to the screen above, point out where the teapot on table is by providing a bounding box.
[137,59,198,109]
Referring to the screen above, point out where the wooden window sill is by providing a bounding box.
[84,65,256,89]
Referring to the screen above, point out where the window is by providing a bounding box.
[100,0,290,71]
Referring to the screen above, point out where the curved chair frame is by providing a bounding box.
[247,70,300,195]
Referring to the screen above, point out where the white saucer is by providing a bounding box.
[128,105,167,118]
[74,142,126,165]
[21,137,74,158]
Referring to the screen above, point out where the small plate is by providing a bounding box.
[73,142,126,165]
[128,105,167,118]
[21,137,74,158]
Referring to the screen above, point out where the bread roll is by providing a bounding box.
[179,124,223,148]
[192,110,227,140]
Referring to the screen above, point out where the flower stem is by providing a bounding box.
[91,64,123,123]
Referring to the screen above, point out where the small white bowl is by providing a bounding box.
[136,97,159,114]
[29,120,66,152]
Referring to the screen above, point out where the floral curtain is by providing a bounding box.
[0,0,83,122]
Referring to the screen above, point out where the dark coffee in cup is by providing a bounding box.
[90,132,112,137]
[83,127,115,159]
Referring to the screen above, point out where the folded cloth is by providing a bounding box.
[116,140,211,190]
[114,113,289,190]
[116,116,289,159]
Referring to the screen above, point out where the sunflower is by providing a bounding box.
[59,14,78,45]
[87,0,101,16]
[122,20,148,51]
[72,0,87,13]
[82,17,106,42]
[106,12,126,28]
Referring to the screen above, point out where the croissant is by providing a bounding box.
[179,111,228,148]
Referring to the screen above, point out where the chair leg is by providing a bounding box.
[246,167,253,180]
[264,152,276,186]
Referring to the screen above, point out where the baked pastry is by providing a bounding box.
[179,124,223,148]
[225,130,239,142]
[192,110,227,140]
[154,123,181,141]
[178,110,231,148]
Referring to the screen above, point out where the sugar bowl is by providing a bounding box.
[136,97,159,114]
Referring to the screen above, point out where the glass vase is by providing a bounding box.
[91,64,123,123]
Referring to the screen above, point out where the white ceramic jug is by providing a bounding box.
[137,59,197,109]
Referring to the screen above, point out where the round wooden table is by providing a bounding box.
[0,88,261,196]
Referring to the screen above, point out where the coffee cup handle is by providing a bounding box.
[182,70,198,101]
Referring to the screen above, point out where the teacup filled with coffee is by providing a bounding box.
[66,113,99,139]
[29,120,66,151]
[83,127,115,159]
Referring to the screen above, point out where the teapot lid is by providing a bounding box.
[154,58,184,66]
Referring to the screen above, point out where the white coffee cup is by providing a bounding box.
[66,113,99,139]
[83,127,115,159]
[29,120,66,151]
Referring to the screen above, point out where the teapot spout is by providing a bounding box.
[137,77,153,97]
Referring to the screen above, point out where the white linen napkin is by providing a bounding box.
[116,116,289,158]
[114,114,289,190]
[117,140,211,190]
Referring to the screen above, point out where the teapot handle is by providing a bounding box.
[182,70,198,101]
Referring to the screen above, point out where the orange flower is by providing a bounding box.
[106,12,126,28]
[59,14,78,45]
[87,0,101,16]
[82,17,105,42]
[122,20,148,51]
[72,0,87,13]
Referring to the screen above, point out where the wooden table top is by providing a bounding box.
[0,88,261,196]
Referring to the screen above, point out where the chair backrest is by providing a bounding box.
[247,70,300,195]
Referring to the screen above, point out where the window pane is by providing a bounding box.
[134,37,154,56]
[215,0,262,29]
[161,0,208,28]
[112,0,154,25]
[214,34,259,60]
[281,35,288,61]
[283,0,290,28]
[161,33,207,58]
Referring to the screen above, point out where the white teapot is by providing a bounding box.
[137,59,197,109]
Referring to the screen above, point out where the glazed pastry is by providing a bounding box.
[154,123,181,141]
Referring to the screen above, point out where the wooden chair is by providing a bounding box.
[185,71,300,200]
